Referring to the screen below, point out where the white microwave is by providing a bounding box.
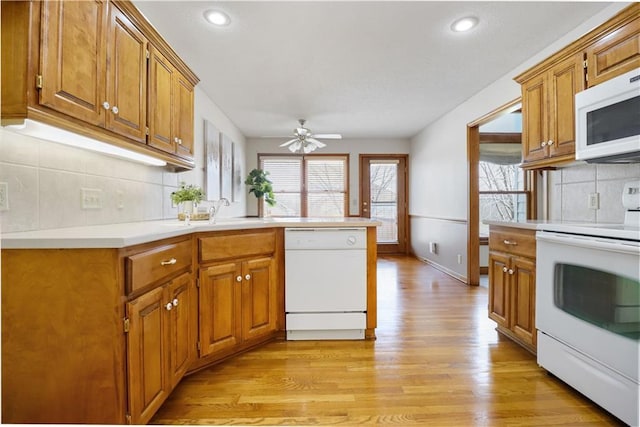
[575,67,640,163]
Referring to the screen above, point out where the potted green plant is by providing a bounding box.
[245,169,276,207]
[171,182,204,216]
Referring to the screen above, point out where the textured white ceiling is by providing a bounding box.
[133,1,610,139]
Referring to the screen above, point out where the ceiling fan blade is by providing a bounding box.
[279,138,298,147]
[313,133,342,139]
[307,138,327,148]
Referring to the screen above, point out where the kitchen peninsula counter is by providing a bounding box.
[1,217,380,249]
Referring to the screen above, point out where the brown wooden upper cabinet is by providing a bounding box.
[0,0,199,169]
[515,4,639,170]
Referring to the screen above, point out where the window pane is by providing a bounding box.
[307,193,345,217]
[261,158,302,192]
[306,158,346,192]
[479,193,527,235]
[265,193,301,217]
[479,162,524,191]
[370,161,398,243]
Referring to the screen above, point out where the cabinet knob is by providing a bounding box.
[111,106,119,114]
[502,266,508,273]
[160,258,177,266]
[245,274,251,281]
[102,101,110,110]
[165,302,173,311]
[547,139,554,146]
[172,298,179,307]
[178,138,183,145]
[541,141,547,147]
[174,137,179,143]
[236,276,242,282]
[503,240,517,246]
[508,269,514,275]
[363,208,368,212]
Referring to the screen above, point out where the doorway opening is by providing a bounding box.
[467,99,537,286]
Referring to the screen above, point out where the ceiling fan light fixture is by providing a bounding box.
[204,9,231,26]
[451,16,478,32]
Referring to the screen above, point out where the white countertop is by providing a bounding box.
[483,220,549,230]
[1,217,380,249]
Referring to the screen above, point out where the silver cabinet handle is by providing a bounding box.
[111,106,119,114]
[160,258,177,266]
[503,240,517,246]
[236,276,242,282]
[165,302,173,311]
[245,274,251,281]
[172,298,178,307]
[102,101,110,110]
[508,269,514,275]
[502,266,508,273]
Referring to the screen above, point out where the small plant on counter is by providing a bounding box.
[170,182,204,205]
[245,168,276,206]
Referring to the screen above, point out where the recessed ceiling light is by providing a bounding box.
[451,16,479,32]
[204,9,230,26]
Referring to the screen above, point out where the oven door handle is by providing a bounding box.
[537,232,640,255]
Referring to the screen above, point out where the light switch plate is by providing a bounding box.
[81,188,103,209]
[588,192,600,210]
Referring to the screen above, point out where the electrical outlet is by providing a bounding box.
[81,188,103,209]
[0,182,8,211]
[588,192,600,210]
[457,254,462,264]
[429,242,438,254]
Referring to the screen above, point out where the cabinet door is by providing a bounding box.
[174,74,195,159]
[126,286,170,425]
[547,54,584,159]
[510,257,537,347]
[586,15,640,87]
[242,257,277,342]
[520,73,548,163]
[199,262,242,357]
[148,46,174,153]
[105,5,147,142]
[39,0,107,125]
[488,252,509,328]
[168,272,195,388]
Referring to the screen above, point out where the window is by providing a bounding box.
[259,154,348,217]
[478,140,529,236]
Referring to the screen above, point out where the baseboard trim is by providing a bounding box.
[415,255,468,284]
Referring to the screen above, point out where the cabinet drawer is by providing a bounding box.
[199,230,276,263]
[126,239,192,293]
[489,227,536,259]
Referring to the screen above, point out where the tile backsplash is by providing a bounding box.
[549,162,640,223]
[0,129,193,233]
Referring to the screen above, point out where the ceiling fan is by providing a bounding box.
[279,119,342,153]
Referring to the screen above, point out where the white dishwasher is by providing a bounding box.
[285,227,367,340]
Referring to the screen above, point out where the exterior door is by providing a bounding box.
[360,155,408,254]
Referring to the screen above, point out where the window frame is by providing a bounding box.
[258,153,350,218]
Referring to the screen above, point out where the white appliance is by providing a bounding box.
[575,67,640,163]
[536,181,640,426]
[285,227,367,340]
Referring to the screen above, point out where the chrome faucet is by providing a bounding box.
[208,198,230,224]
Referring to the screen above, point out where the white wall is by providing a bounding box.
[0,86,246,233]
[409,3,630,281]
[245,137,411,217]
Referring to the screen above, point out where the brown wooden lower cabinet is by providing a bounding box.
[488,225,537,354]
[126,272,196,424]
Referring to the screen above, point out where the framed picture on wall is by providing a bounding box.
[232,142,243,202]
[221,133,233,200]
[204,120,221,201]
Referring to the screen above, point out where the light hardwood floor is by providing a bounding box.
[151,255,624,426]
